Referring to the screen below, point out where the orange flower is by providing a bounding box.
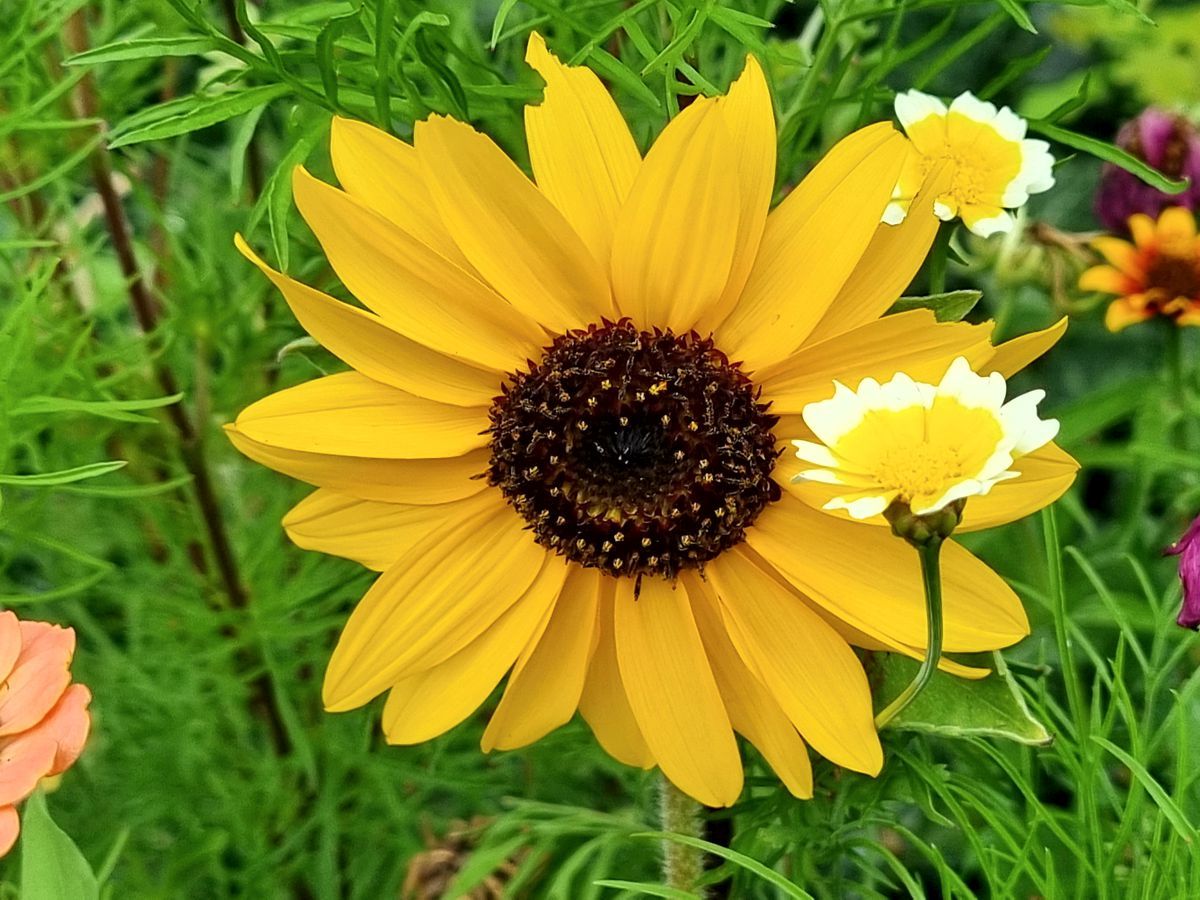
[0,612,91,856]
[1080,206,1200,332]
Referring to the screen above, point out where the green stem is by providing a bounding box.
[658,774,706,896]
[875,540,944,728]
[928,223,952,295]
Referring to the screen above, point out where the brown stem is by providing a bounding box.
[64,10,289,755]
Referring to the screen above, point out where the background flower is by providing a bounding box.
[1094,109,1200,232]
[886,90,1055,237]
[0,613,91,857]
[1079,206,1200,331]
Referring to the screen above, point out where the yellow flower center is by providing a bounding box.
[829,399,1005,510]
[908,112,1023,209]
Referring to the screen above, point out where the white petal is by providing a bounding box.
[990,106,1028,142]
[825,493,893,520]
[948,91,998,124]
[882,201,909,225]
[966,210,1014,238]
[933,200,956,221]
[894,89,947,129]
[792,440,841,469]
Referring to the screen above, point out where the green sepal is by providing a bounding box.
[889,290,982,323]
[871,650,1052,746]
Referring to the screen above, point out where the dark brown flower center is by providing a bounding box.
[1147,251,1200,301]
[487,320,780,581]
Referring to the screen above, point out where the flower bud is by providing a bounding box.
[1165,515,1200,630]
[1095,109,1200,234]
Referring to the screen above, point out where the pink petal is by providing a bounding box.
[0,732,56,807]
[0,613,21,684]
[33,684,92,776]
[0,623,75,737]
[0,806,18,858]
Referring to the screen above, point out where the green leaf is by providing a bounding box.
[592,881,697,899]
[1029,121,1190,194]
[19,792,100,900]
[889,290,982,322]
[1093,737,1199,844]
[108,84,290,148]
[489,0,521,50]
[11,393,183,424]
[441,835,527,897]
[65,36,222,65]
[993,0,1037,34]
[872,651,1052,745]
[0,460,127,486]
[631,833,815,899]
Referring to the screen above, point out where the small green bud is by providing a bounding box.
[884,498,966,548]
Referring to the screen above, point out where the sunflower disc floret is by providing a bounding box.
[488,320,781,580]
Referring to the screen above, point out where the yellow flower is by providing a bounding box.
[1079,206,1200,332]
[227,34,1077,807]
[792,357,1060,520]
[885,90,1055,237]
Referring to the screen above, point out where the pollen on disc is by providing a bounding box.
[487,320,781,580]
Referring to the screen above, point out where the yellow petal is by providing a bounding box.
[805,165,954,343]
[610,99,741,331]
[685,574,813,798]
[524,33,641,269]
[785,584,990,679]
[282,489,490,571]
[705,548,881,775]
[980,317,1067,378]
[329,116,472,268]
[225,426,489,504]
[613,577,742,807]
[758,309,994,414]
[233,372,488,460]
[235,235,498,408]
[292,167,546,372]
[697,55,777,330]
[958,442,1078,532]
[1078,265,1133,295]
[1128,213,1156,249]
[1092,235,1141,274]
[323,505,554,710]
[415,114,613,331]
[382,556,566,744]
[1158,205,1197,242]
[482,565,601,751]
[746,493,1029,653]
[715,124,909,371]
[579,580,654,768]
[1106,297,1155,332]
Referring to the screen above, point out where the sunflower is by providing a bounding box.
[227,34,1077,807]
[1079,206,1200,332]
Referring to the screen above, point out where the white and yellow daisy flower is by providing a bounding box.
[792,357,1060,521]
[884,90,1055,238]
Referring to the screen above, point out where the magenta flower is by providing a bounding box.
[1095,109,1200,234]
[1165,515,1200,630]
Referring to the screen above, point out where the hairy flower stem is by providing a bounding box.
[875,540,945,728]
[659,775,707,897]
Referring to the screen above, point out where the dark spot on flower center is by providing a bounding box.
[1147,252,1200,300]
[487,320,780,581]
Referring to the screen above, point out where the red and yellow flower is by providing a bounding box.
[1080,206,1200,332]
